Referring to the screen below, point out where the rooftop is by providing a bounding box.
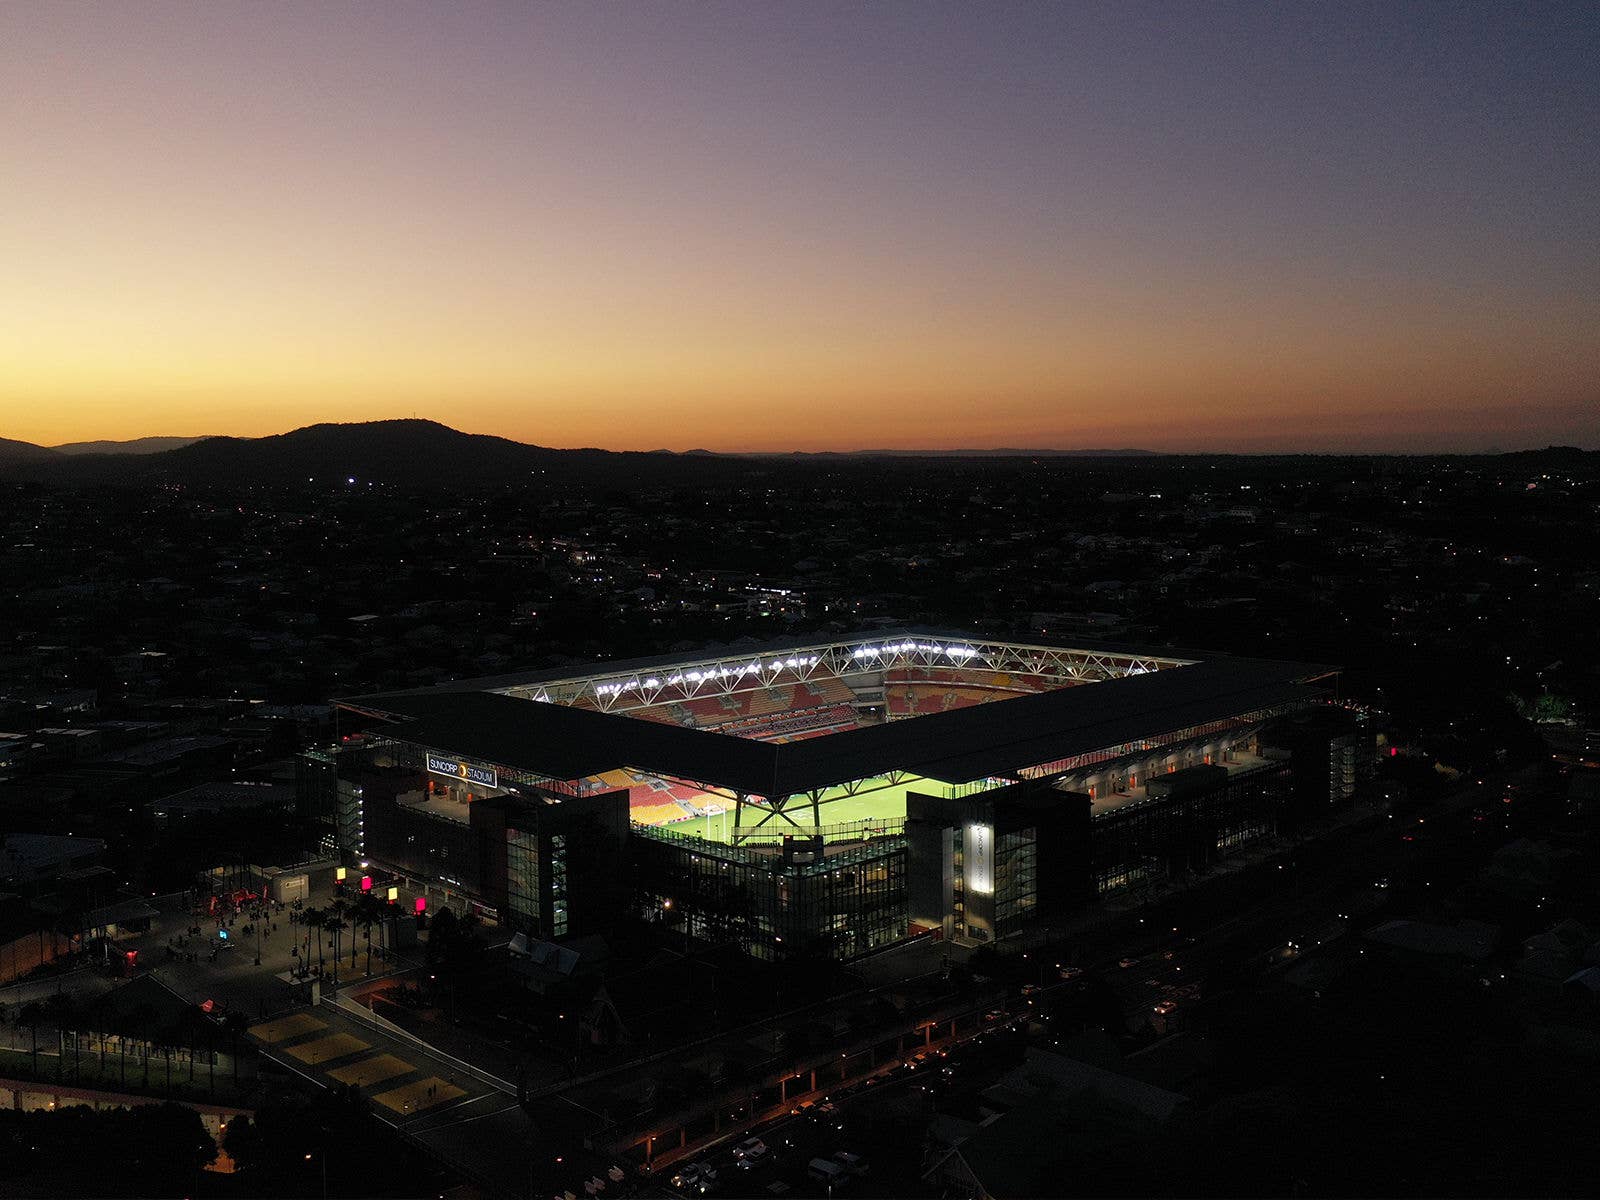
[341,634,1330,797]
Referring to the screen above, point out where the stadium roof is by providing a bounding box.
[341,653,1330,797]
[334,626,1210,700]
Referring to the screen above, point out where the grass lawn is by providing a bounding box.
[663,774,931,842]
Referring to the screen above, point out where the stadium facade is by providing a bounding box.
[311,630,1363,960]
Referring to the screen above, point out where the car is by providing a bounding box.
[1020,983,1043,996]
[1058,966,1085,981]
[1153,1000,1178,1016]
[1118,956,1137,969]
[733,1137,767,1159]
[671,1163,711,1191]
[833,1151,868,1176]
[735,1143,769,1169]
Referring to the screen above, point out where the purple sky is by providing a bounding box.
[4,2,1597,450]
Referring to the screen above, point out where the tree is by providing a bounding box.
[327,896,350,976]
[324,914,348,986]
[304,906,326,974]
[44,992,75,1082]
[18,1000,43,1077]
[222,1113,262,1174]
[128,1002,158,1088]
[426,907,458,965]
[222,1011,249,1086]
[351,891,381,974]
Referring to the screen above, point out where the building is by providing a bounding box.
[905,780,1091,945]
[325,630,1345,959]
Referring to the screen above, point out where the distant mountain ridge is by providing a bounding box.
[0,420,1592,490]
[52,436,209,455]
[0,419,758,488]
[755,447,1157,458]
[0,437,60,463]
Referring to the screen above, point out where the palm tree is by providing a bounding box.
[304,906,325,974]
[324,914,347,986]
[129,1001,158,1088]
[44,992,73,1082]
[222,1012,248,1087]
[349,892,376,972]
[327,896,349,954]
[18,1001,42,1077]
[92,995,109,1076]
[179,1006,206,1084]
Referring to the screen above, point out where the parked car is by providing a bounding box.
[734,1136,768,1159]
[671,1162,714,1192]
[807,1157,848,1188]
[833,1151,868,1176]
[735,1141,769,1169]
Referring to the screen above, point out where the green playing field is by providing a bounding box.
[663,774,930,843]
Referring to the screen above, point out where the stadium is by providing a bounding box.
[321,630,1360,960]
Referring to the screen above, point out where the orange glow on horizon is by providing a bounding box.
[4,5,1598,454]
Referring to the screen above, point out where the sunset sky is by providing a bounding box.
[3,2,1597,452]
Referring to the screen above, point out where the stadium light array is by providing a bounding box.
[592,654,824,696]
[852,640,978,660]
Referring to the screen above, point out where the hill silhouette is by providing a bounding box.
[0,421,1592,490]
[0,437,60,464]
[52,435,208,455]
[0,419,759,489]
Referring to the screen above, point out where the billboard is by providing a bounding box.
[965,822,994,895]
[426,754,498,789]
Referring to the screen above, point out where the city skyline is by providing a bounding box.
[4,3,1599,452]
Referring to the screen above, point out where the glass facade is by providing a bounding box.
[550,833,569,936]
[992,828,1038,930]
[506,827,540,931]
[632,827,908,961]
[1092,764,1291,894]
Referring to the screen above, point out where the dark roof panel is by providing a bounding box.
[352,656,1329,796]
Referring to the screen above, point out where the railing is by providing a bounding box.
[632,815,905,850]
[322,991,516,1094]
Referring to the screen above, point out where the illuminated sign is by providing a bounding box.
[426,755,498,789]
[965,823,994,895]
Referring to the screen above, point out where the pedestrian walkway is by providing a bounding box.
[285,1031,369,1064]
[372,1076,465,1115]
[328,1053,412,1088]
[246,1003,490,1120]
[248,1012,326,1043]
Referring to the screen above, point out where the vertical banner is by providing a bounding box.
[966,822,994,894]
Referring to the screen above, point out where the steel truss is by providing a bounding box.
[493,634,1194,714]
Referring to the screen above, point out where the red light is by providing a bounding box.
[360,876,372,892]
[201,999,214,1013]
[415,897,427,914]
[125,950,138,962]
[1390,748,1398,757]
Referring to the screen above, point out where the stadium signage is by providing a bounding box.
[965,823,994,895]
[426,755,498,789]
